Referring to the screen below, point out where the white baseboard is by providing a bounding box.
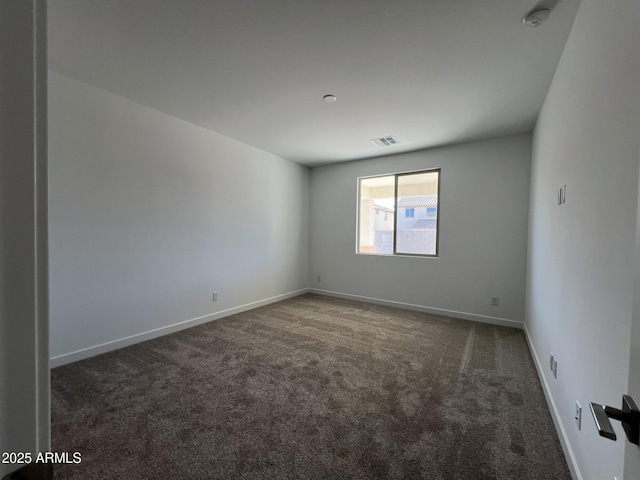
[523,323,582,480]
[50,288,310,368]
[309,288,523,330]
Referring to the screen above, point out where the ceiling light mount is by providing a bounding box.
[323,94,337,103]
[523,8,551,27]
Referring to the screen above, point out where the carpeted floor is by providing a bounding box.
[51,293,570,479]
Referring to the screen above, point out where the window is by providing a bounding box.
[357,169,440,256]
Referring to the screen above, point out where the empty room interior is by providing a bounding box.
[2,0,640,479]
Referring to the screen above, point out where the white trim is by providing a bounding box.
[309,288,523,329]
[50,289,310,368]
[523,323,582,480]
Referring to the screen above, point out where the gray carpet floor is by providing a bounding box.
[51,293,570,479]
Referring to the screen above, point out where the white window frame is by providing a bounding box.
[356,168,441,257]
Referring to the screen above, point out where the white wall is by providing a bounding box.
[628,154,640,480]
[309,134,531,327]
[525,0,640,478]
[48,72,309,365]
[0,0,49,475]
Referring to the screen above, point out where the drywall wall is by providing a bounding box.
[48,71,309,364]
[628,157,640,480]
[0,0,49,475]
[309,134,531,326]
[525,0,640,478]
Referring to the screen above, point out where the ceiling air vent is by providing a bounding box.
[371,135,399,147]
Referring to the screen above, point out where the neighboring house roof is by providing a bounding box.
[397,195,438,208]
[412,219,438,230]
[374,204,395,213]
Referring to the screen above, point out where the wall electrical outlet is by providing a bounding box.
[552,358,558,378]
[317,275,321,282]
[550,354,554,371]
[558,184,567,205]
[575,401,582,430]
[491,296,499,306]
[212,292,219,302]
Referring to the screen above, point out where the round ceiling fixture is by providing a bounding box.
[523,8,551,27]
[323,94,337,103]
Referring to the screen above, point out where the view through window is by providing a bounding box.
[357,169,440,256]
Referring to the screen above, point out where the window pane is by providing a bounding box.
[396,171,439,255]
[358,175,395,254]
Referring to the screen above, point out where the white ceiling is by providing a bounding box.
[47,0,580,167]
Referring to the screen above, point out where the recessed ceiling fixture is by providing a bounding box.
[371,136,399,147]
[323,94,337,103]
[523,8,551,27]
